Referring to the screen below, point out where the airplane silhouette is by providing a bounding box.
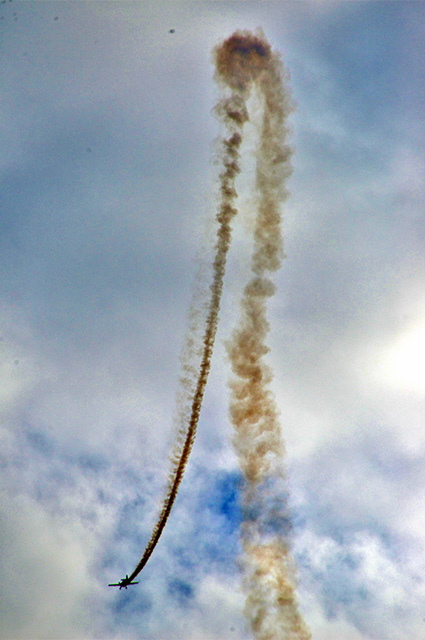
[108,575,139,589]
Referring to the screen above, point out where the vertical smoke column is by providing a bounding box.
[214,31,311,639]
[125,57,250,583]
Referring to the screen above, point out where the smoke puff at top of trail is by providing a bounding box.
[214,30,272,92]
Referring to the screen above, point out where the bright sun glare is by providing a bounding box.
[380,324,425,394]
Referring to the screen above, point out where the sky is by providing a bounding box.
[1,1,424,639]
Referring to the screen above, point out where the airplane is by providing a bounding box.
[108,575,139,589]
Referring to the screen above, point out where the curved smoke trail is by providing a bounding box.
[123,30,310,638]
[126,60,250,584]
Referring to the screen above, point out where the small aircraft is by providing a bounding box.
[108,575,139,590]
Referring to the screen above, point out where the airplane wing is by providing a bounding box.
[108,583,121,587]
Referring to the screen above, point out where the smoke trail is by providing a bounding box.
[216,32,311,639]
[125,63,250,584]
[123,32,310,639]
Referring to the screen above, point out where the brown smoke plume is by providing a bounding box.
[216,31,311,639]
[124,30,310,639]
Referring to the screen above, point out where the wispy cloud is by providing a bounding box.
[1,2,424,639]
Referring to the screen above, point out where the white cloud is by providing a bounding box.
[1,2,424,639]
[0,493,96,640]
[295,528,425,640]
[193,574,247,640]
